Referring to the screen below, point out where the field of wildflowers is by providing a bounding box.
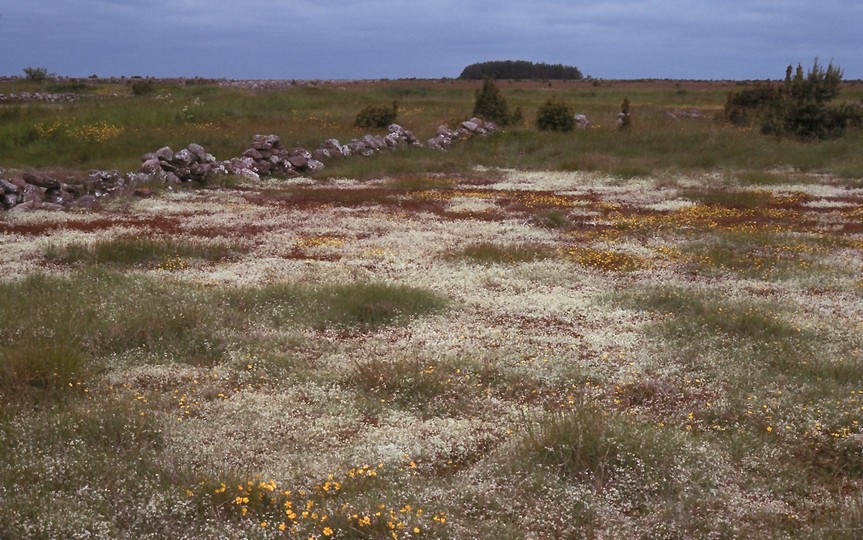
[1,78,863,538]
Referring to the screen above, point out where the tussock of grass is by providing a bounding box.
[620,286,803,344]
[564,246,648,272]
[386,174,457,192]
[516,406,683,484]
[44,236,244,268]
[314,282,448,330]
[451,241,554,264]
[680,231,826,280]
[1,271,447,405]
[245,281,448,331]
[734,171,794,186]
[529,210,572,229]
[0,274,95,401]
[678,187,774,208]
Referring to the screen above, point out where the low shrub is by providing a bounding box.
[536,98,575,131]
[473,78,516,126]
[355,101,398,128]
[725,60,860,139]
[130,78,156,95]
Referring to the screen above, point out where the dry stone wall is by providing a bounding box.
[1,119,499,211]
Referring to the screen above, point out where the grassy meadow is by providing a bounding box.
[1,77,863,538]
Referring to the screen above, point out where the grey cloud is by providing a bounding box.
[0,0,859,79]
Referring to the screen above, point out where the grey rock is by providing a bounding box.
[347,140,366,154]
[288,155,309,169]
[384,133,400,147]
[141,157,163,174]
[164,172,182,184]
[255,160,273,174]
[436,125,456,138]
[1,179,19,194]
[461,120,480,132]
[8,200,38,212]
[237,168,260,182]
[574,114,590,128]
[141,152,157,162]
[243,148,264,160]
[155,146,174,161]
[22,184,45,204]
[252,134,280,150]
[45,188,74,205]
[89,170,121,183]
[187,143,207,161]
[313,148,333,161]
[2,193,19,209]
[22,172,60,190]
[321,138,343,152]
[288,148,312,159]
[67,195,99,209]
[306,159,325,172]
[190,163,211,179]
[173,149,194,166]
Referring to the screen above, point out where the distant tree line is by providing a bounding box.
[459,60,583,80]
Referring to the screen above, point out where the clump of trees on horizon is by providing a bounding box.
[460,60,583,80]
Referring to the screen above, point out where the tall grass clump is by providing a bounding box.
[236,281,448,332]
[312,282,448,330]
[452,242,554,265]
[0,275,95,402]
[44,236,245,268]
[517,406,682,483]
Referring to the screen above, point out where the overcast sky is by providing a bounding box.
[0,1,860,80]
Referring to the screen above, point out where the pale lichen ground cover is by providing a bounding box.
[1,169,862,538]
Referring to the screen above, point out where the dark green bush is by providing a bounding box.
[473,79,514,126]
[536,98,575,131]
[22,67,54,82]
[130,79,156,95]
[355,101,399,128]
[725,61,858,139]
[618,98,633,130]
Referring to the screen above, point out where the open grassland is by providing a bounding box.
[2,79,863,538]
[2,78,863,178]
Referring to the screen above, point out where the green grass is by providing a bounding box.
[516,406,683,484]
[0,270,448,400]
[237,281,448,332]
[1,78,861,176]
[0,274,96,402]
